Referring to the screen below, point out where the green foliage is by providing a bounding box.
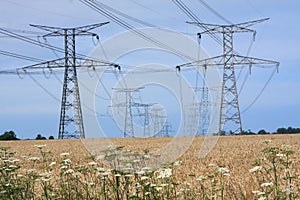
[250,140,300,199]
[258,129,269,135]
[0,131,19,140]
[276,127,300,134]
[35,134,46,140]
[48,136,55,140]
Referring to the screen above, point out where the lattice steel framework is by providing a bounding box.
[178,18,279,135]
[132,102,156,137]
[21,22,119,139]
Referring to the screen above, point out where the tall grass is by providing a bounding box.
[0,140,299,199]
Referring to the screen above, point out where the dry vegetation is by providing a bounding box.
[1,134,300,199]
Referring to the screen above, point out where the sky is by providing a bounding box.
[0,0,299,139]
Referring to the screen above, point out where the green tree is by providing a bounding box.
[0,131,19,140]
[258,129,269,135]
[48,135,55,140]
[36,134,46,140]
[276,128,287,134]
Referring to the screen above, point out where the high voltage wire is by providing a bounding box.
[79,0,198,62]
[196,0,233,24]
[171,0,223,46]
[0,50,43,63]
[0,27,119,67]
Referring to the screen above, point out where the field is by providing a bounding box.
[1,134,300,199]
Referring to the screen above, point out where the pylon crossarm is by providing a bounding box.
[74,22,110,34]
[20,58,65,71]
[231,55,280,67]
[18,58,120,72]
[176,54,279,71]
[76,58,120,69]
[187,18,269,35]
[235,18,269,28]
[176,55,224,70]
[30,22,110,37]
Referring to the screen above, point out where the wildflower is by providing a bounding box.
[145,192,150,195]
[60,152,70,157]
[223,173,230,177]
[180,188,190,191]
[142,167,153,172]
[39,172,52,178]
[161,183,169,187]
[141,176,149,181]
[173,161,182,166]
[285,184,294,195]
[157,168,172,179]
[208,163,216,167]
[64,169,74,175]
[88,161,98,166]
[196,176,206,181]
[83,181,95,186]
[261,182,273,187]
[276,153,286,157]
[96,167,105,172]
[143,154,150,159]
[281,144,292,149]
[136,170,145,175]
[249,166,262,173]
[258,197,267,200]
[25,169,35,173]
[41,177,51,182]
[49,162,56,167]
[28,157,40,161]
[219,167,230,173]
[102,172,109,176]
[156,187,163,191]
[8,158,19,163]
[150,183,156,187]
[8,165,17,169]
[34,144,46,149]
[252,190,265,195]
[63,159,71,164]
[60,165,68,170]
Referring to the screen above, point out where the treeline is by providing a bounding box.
[241,127,300,135]
[1,127,300,140]
[0,131,54,140]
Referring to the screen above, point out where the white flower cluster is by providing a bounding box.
[249,166,262,173]
[156,168,172,179]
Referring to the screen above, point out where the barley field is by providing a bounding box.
[0,134,299,199]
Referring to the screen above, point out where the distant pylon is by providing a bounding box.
[132,102,156,137]
[114,88,143,138]
[22,22,119,139]
[151,106,165,136]
[177,18,279,135]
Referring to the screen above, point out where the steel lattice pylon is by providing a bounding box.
[58,29,84,139]
[178,18,280,135]
[21,22,120,139]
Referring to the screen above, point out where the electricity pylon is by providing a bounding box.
[20,22,119,139]
[132,102,156,137]
[151,106,166,136]
[113,88,143,138]
[177,18,279,135]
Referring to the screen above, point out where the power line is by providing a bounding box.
[196,0,233,24]
[79,0,198,62]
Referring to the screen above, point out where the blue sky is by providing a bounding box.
[0,0,299,139]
